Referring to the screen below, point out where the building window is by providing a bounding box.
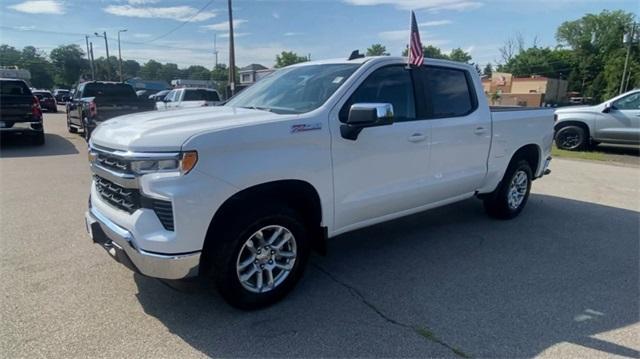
[241,73,252,83]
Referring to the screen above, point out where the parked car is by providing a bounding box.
[66,81,156,140]
[0,78,44,145]
[53,89,70,104]
[33,90,57,112]
[554,89,640,150]
[85,57,553,309]
[148,89,170,102]
[155,88,221,110]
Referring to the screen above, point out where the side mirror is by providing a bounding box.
[602,102,614,113]
[340,103,394,140]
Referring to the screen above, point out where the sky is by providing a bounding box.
[0,0,638,69]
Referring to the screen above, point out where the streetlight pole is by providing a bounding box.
[95,31,111,80]
[118,29,127,82]
[227,0,236,97]
[85,35,95,80]
[620,22,637,95]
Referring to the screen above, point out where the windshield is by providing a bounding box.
[225,63,360,114]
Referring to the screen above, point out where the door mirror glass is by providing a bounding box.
[341,103,394,140]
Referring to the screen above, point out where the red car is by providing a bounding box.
[33,91,57,112]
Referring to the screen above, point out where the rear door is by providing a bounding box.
[596,91,640,143]
[331,64,432,231]
[414,65,491,202]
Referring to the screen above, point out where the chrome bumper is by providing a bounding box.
[85,206,200,279]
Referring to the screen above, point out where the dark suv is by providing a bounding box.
[0,78,44,145]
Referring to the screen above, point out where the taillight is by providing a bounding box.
[89,100,98,118]
[32,96,42,120]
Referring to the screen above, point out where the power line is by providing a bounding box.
[147,0,215,43]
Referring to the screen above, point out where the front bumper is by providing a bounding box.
[85,205,201,279]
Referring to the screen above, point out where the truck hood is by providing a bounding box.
[554,105,599,114]
[91,106,288,151]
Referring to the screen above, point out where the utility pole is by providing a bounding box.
[95,31,111,80]
[227,0,236,97]
[118,29,127,82]
[213,32,219,68]
[89,42,96,80]
[620,23,636,95]
[85,35,95,80]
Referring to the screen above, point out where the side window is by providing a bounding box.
[340,66,415,122]
[613,93,640,110]
[74,85,83,99]
[418,66,475,118]
[165,90,176,102]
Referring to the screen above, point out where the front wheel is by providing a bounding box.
[208,206,311,309]
[483,159,532,219]
[555,125,586,151]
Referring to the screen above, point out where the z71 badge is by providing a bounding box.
[290,123,322,133]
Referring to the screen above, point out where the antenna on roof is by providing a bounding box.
[348,50,365,61]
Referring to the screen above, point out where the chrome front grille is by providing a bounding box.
[94,175,140,213]
[95,153,130,174]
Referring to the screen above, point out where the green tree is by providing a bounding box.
[0,45,22,66]
[49,44,88,87]
[121,59,141,79]
[20,46,54,88]
[139,60,163,80]
[448,48,472,63]
[402,45,449,60]
[158,63,182,83]
[185,65,211,80]
[274,51,308,68]
[483,63,493,76]
[366,44,389,56]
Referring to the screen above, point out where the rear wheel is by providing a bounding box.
[555,125,587,151]
[208,205,311,310]
[483,159,532,219]
[66,114,77,133]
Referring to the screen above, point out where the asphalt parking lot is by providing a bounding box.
[1,108,639,358]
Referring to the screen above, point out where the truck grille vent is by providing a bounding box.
[152,200,174,231]
[94,175,140,213]
[96,154,130,173]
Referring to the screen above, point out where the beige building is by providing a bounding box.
[482,72,568,107]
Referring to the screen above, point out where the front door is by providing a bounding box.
[331,65,431,231]
[596,91,640,143]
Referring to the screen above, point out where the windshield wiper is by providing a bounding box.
[240,105,272,112]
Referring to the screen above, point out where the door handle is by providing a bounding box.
[474,126,487,135]
[407,133,426,142]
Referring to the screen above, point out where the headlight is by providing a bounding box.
[130,151,198,175]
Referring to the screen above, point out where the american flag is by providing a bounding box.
[408,11,424,67]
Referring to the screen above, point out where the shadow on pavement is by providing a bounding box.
[134,194,639,358]
[0,133,79,158]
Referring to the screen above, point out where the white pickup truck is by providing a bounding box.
[85,56,553,309]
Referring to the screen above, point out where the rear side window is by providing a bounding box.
[184,89,220,102]
[0,80,31,96]
[417,66,476,118]
[340,65,416,122]
[83,83,136,98]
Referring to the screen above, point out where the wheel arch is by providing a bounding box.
[511,143,541,177]
[200,179,326,274]
[554,119,592,140]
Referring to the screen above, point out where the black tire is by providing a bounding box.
[32,131,45,146]
[555,125,587,151]
[208,205,311,310]
[483,159,532,220]
[66,116,77,133]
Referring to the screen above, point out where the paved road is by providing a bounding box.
[1,109,639,358]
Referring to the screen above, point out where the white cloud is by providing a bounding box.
[103,4,216,22]
[133,33,152,38]
[343,0,482,11]
[126,0,160,4]
[283,32,304,37]
[14,25,36,31]
[200,19,248,31]
[272,11,280,19]
[8,0,64,14]
[419,20,452,27]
